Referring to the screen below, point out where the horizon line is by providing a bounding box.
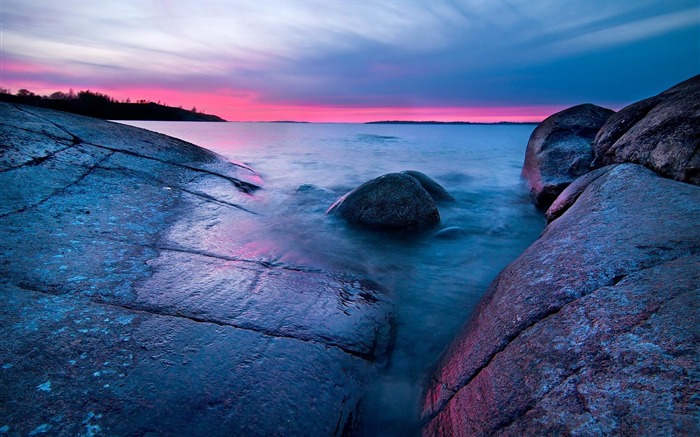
[226,119,543,124]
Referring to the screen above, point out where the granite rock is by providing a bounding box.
[593,74,700,184]
[327,172,441,230]
[521,104,614,207]
[422,164,700,436]
[0,103,395,436]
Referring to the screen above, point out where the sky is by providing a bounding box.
[1,0,699,122]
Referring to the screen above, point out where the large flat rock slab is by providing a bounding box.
[422,164,700,435]
[0,103,394,435]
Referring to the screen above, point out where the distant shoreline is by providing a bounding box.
[235,120,540,125]
[365,120,540,125]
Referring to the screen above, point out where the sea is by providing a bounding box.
[120,120,545,435]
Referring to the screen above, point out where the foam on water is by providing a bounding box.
[121,121,544,435]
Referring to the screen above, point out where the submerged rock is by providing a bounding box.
[521,103,615,207]
[422,164,700,435]
[327,172,441,230]
[592,74,700,184]
[432,226,466,240]
[0,103,395,436]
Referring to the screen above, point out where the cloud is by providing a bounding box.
[545,8,700,56]
[2,0,698,119]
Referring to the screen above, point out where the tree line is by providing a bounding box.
[0,87,222,121]
[0,87,200,112]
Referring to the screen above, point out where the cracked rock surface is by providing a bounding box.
[421,164,700,435]
[0,103,394,436]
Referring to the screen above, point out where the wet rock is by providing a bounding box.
[296,183,335,195]
[545,165,617,223]
[593,74,700,184]
[401,170,455,202]
[522,104,615,207]
[294,184,338,212]
[0,103,395,436]
[422,164,700,436]
[327,172,440,230]
[432,226,466,240]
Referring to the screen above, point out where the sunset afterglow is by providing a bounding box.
[2,0,698,122]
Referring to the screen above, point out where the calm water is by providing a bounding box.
[121,121,544,435]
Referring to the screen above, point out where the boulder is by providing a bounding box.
[401,170,455,202]
[327,172,441,230]
[422,164,700,436]
[0,103,395,436]
[521,104,615,207]
[593,74,700,184]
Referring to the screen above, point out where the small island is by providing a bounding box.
[0,88,226,122]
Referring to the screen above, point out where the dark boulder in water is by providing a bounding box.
[327,172,441,230]
[592,74,700,185]
[521,103,615,207]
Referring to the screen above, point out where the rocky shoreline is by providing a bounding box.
[1,74,698,436]
[422,75,699,435]
[0,103,394,435]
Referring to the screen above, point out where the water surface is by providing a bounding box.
[121,121,544,435]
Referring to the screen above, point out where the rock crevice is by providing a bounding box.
[423,75,700,436]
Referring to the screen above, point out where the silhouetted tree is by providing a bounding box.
[50,91,69,100]
[16,89,35,97]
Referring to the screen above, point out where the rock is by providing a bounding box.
[327,172,440,230]
[593,74,700,184]
[0,103,395,436]
[422,164,700,436]
[521,104,615,207]
[544,165,617,223]
[401,170,455,202]
[433,226,466,239]
[296,183,335,194]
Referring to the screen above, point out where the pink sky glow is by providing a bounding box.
[2,1,697,123]
[3,80,565,123]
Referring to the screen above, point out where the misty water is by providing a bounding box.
[121,121,544,435]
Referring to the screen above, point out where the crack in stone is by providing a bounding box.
[147,243,326,274]
[175,185,258,214]
[92,161,259,215]
[0,144,76,173]
[0,151,116,219]
[83,140,260,193]
[11,104,83,144]
[11,104,261,193]
[0,121,76,144]
[11,280,376,362]
[491,287,694,435]
[422,253,696,426]
[492,366,586,435]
